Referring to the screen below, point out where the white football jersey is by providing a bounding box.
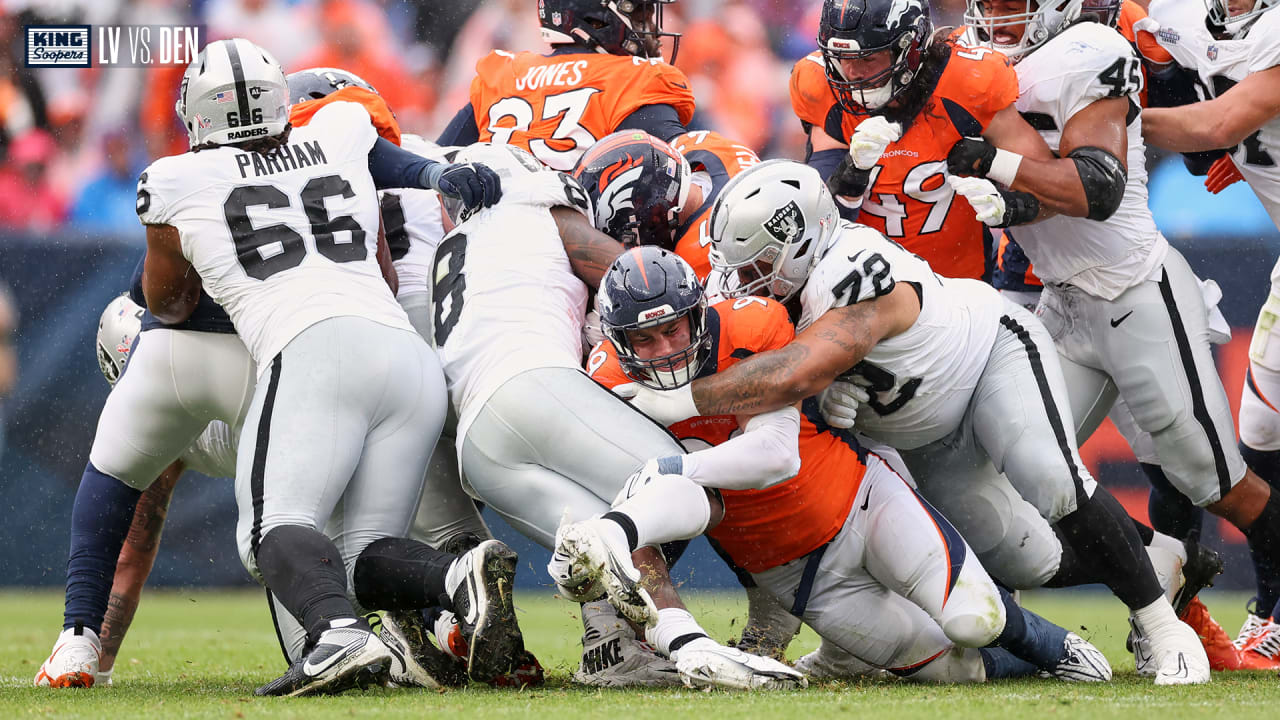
[181,420,238,478]
[432,143,594,442]
[798,222,1002,449]
[382,134,447,299]
[138,101,412,370]
[1009,22,1168,299]
[1149,0,1280,226]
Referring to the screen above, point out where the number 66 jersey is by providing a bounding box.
[136,101,413,369]
[797,222,1003,450]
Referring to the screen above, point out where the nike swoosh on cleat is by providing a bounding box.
[303,636,367,677]
[1110,311,1134,328]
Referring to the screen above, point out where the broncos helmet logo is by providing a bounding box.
[885,0,916,31]
[595,164,647,244]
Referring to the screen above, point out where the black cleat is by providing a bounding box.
[451,540,525,683]
[1173,539,1224,617]
[255,626,390,697]
[375,611,468,688]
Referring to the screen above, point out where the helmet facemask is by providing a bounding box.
[1206,0,1277,37]
[821,32,928,112]
[964,0,1085,61]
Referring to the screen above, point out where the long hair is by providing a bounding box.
[879,29,955,131]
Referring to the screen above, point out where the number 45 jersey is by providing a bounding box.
[136,101,412,370]
[1148,0,1280,225]
[1008,22,1167,299]
[798,222,1003,450]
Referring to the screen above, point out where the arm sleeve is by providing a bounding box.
[436,103,480,146]
[616,103,688,143]
[679,406,802,490]
[808,148,847,181]
[368,137,441,190]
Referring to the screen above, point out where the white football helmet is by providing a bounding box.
[175,38,289,148]
[1206,0,1278,36]
[97,294,144,386]
[707,160,839,304]
[964,0,1085,60]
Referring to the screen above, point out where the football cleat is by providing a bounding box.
[449,539,525,683]
[573,602,682,688]
[1234,610,1267,649]
[255,626,390,697]
[34,625,101,688]
[554,518,658,627]
[792,641,886,681]
[1179,597,1280,671]
[671,636,808,691]
[1047,632,1112,682]
[1130,614,1211,685]
[1238,617,1280,661]
[434,611,546,689]
[548,520,605,603]
[1172,540,1223,617]
[374,612,467,688]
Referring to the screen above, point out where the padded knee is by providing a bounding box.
[939,561,1006,649]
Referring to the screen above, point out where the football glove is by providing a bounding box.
[948,176,1008,226]
[818,380,870,430]
[671,637,808,691]
[1205,154,1243,194]
[849,117,903,170]
[432,162,503,212]
[613,382,699,426]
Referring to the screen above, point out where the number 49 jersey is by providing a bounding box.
[470,50,696,171]
[136,101,412,369]
[798,223,1003,450]
[1149,0,1280,225]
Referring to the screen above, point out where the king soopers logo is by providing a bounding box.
[25,25,91,67]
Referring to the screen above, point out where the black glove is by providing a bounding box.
[434,162,503,211]
[947,137,998,178]
[826,152,872,198]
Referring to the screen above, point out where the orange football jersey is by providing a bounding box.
[470,50,696,171]
[668,130,761,281]
[789,43,1019,280]
[289,86,401,145]
[1119,0,1174,108]
[587,296,866,572]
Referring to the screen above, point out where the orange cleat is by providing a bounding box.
[1181,598,1280,671]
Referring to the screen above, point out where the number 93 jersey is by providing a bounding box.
[1009,22,1167,299]
[1149,0,1280,225]
[798,222,1003,450]
[136,100,412,370]
[470,50,696,171]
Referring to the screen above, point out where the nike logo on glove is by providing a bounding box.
[1110,311,1134,328]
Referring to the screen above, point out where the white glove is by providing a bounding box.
[671,637,808,691]
[948,175,1006,227]
[849,116,903,170]
[818,380,870,430]
[613,382,699,426]
[582,308,605,352]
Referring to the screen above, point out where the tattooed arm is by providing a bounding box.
[99,460,182,673]
[552,207,625,289]
[689,283,920,416]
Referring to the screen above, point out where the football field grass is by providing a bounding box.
[0,588,1275,719]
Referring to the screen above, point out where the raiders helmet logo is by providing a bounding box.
[763,200,805,244]
[248,85,264,99]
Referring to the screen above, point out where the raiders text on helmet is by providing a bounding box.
[176,38,290,148]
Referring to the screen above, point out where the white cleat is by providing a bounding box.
[1131,615,1211,685]
[793,640,886,681]
[671,637,808,691]
[554,518,658,627]
[548,520,604,603]
[1049,632,1112,682]
[34,625,102,688]
[573,601,682,688]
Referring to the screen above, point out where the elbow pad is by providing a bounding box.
[1067,146,1127,221]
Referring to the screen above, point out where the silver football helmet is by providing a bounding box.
[964,0,1086,60]
[707,160,839,304]
[175,38,289,148]
[97,294,144,386]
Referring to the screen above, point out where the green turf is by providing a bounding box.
[0,588,1274,719]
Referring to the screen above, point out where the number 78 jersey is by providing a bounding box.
[798,223,1003,450]
[470,50,696,171]
[136,101,412,369]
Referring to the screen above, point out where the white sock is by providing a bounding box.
[1133,597,1179,634]
[1149,531,1188,564]
[610,473,711,548]
[644,607,708,657]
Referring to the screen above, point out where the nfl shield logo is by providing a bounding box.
[1207,45,1218,60]
[552,11,562,24]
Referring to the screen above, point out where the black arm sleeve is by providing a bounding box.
[436,103,480,146]
[617,103,688,142]
[368,137,437,190]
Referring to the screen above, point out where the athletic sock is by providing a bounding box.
[63,462,142,634]
[1141,462,1204,541]
[644,607,709,657]
[606,473,711,549]
[989,587,1069,671]
[979,647,1040,679]
[352,536,457,611]
[255,524,362,641]
[1236,473,1280,621]
[1055,488,1164,609]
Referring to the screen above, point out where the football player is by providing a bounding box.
[569,246,1112,684]
[951,0,1280,674]
[133,39,517,696]
[620,160,1211,684]
[1138,0,1280,664]
[437,0,695,170]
